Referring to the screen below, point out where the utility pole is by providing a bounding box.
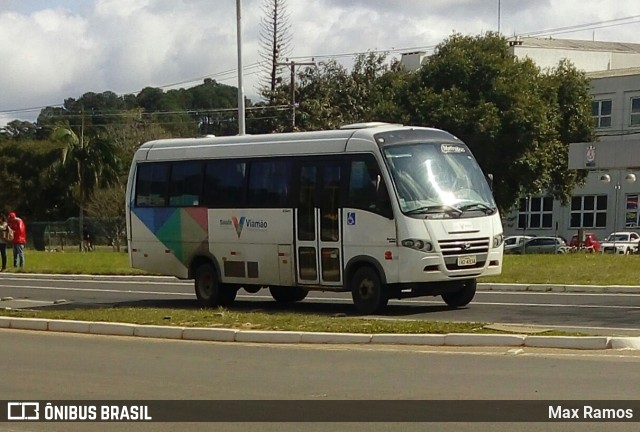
[275,60,315,130]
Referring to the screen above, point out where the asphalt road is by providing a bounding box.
[1,330,639,432]
[1,274,640,334]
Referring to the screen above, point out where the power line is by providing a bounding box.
[524,14,640,38]
[2,14,640,118]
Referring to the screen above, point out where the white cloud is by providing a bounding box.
[1,0,640,126]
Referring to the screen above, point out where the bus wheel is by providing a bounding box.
[217,285,238,307]
[351,266,388,315]
[269,286,308,303]
[442,279,476,308]
[194,263,219,307]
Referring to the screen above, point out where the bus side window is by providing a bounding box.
[203,160,246,208]
[247,160,292,208]
[348,156,392,218]
[168,160,203,206]
[136,162,169,207]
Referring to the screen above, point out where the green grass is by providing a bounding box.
[483,253,640,286]
[0,307,584,336]
[5,248,148,275]
[6,249,640,286]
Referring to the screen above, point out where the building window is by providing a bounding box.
[517,196,553,229]
[570,195,607,228]
[631,97,640,127]
[592,100,612,128]
[625,194,639,227]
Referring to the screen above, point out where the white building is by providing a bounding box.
[510,38,640,241]
[400,37,640,241]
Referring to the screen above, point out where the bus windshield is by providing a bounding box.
[383,142,496,217]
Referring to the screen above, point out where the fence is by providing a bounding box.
[29,217,126,252]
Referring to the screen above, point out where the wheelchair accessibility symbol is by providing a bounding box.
[347,212,356,226]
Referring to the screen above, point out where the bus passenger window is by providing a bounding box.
[247,160,292,207]
[169,161,203,206]
[203,160,246,208]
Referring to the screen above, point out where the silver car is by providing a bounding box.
[512,237,568,254]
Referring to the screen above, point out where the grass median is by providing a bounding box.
[2,249,636,336]
[3,249,639,285]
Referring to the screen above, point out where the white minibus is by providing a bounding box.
[126,123,503,314]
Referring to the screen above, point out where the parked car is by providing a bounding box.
[600,231,640,254]
[503,235,535,254]
[569,232,601,252]
[512,236,568,254]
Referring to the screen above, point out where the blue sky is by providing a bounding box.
[1,0,640,126]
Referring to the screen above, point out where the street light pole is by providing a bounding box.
[236,0,246,135]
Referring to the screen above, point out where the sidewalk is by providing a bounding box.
[1,315,639,351]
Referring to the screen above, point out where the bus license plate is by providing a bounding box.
[457,255,476,267]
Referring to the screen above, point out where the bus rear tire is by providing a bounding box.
[442,279,476,308]
[194,263,219,307]
[269,286,308,303]
[351,266,388,315]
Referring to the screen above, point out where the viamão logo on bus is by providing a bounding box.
[220,216,269,238]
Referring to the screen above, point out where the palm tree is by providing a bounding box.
[52,121,120,251]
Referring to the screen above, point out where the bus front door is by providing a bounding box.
[295,162,343,287]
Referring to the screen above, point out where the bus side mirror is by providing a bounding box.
[486,173,494,190]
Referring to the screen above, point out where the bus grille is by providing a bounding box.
[438,237,490,271]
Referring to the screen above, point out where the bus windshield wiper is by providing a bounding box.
[458,202,496,214]
[406,204,462,216]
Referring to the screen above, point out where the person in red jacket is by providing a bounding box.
[8,211,26,268]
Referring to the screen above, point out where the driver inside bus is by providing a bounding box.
[366,164,391,214]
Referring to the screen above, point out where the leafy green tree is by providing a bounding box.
[103,108,172,172]
[51,123,121,250]
[2,120,39,140]
[0,139,69,220]
[185,78,243,136]
[368,59,413,124]
[401,33,594,211]
[86,186,127,251]
[295,52,390,130]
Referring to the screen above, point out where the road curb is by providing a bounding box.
[478,282,640,293]
[3,273,640,293]
[1,317,639,350]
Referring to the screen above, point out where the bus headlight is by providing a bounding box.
[493,233,504,248]
[401,239,434,252]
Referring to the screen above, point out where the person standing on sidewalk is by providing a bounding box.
[8,211,26,268]
[0,214,9,271]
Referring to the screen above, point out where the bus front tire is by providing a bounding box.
[194,263,219,307]
[269,286,308,303]
[442,279,476,308]
[351,266,388,315]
